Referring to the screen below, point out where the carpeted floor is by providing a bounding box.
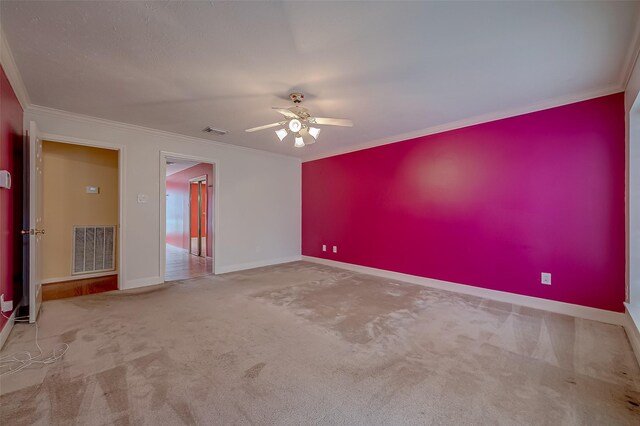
[1,261,639,425]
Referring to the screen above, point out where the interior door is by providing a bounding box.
[28,121,43,323]
[189,182,199,256]
[189,179,207,257]
[200,181,207,257]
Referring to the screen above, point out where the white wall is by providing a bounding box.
[625,52,640,365]
[25,106,301,289]
[629,109,640,312]
[627,52,640,307]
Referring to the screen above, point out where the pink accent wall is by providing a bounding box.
[0,65,24,330]
[302,93,625,312]
[166,163,214,257]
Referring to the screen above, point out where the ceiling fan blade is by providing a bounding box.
[245,121,284,132]
[271,107,300,119]
[310,117,353,127]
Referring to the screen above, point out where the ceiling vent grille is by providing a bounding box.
[202,126,228,136]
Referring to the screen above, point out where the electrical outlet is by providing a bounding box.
[0,294,13,312]
[322,244,326,252]
[541,272,551,285]
[333,245,338,253]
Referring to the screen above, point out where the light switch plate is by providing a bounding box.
[322,244,326,252]
[333,246,338,253]
[541,272,551,285]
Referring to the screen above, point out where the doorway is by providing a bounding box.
[39,140,120,302]
[189,176,207,257]
[164,157,214,281]
[20,122,125,324]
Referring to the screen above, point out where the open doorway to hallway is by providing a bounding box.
[164,158,214,281]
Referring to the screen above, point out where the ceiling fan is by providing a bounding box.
[245,93,353,147]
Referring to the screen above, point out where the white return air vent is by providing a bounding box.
[72,225,116,275]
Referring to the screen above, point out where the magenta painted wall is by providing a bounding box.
[302,93,625,312]
[166,163,214,257]
[0,65,23,330]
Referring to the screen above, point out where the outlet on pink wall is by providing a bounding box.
[303,93,625,312]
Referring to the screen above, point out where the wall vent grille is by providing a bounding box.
[72,225,116,274]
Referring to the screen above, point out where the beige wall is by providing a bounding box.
[42,141,119,280]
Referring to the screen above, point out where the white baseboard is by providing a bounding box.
[123,276,163,290]
[216,255,302,274]
[624,304,640,367]
[42,271,117,285]
[0,309,17,350]
[302,256,625,326]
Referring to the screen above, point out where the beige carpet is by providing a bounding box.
[1,261,639,425]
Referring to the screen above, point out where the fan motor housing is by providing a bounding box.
[289,92,304,104]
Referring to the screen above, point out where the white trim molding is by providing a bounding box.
[0,28,31,109]
[625,303,640,367]
[217,256,302,274]
[0,309,17,350]
[28,104,299,161]
[124,276,163,290]
[302,256,625,326]
[302,85,622,162]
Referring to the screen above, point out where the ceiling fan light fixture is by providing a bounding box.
[288,119,302,133]
[308,127,321,139]
[275,128,288,141]
[245,93,352,148]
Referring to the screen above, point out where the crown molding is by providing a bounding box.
[26,104,301,161]
[0,28,31,110]
[2,17,630,164]
[302,84,623,162]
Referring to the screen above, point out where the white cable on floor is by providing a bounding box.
[0,311,69,377]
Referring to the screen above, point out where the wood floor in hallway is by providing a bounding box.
[165,244,213,281]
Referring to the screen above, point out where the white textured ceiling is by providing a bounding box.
[2,1,639,160]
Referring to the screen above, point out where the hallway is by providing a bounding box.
[165,244,212,281]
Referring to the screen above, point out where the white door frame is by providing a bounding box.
[38,132,126,291]
[160,151,219,280]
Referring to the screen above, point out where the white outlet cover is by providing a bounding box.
[541,272,551,285]
[0,294,12,312]
[137,194,148,203]
[0,170,11,189]
[322,245,326,252]
[333,246,338,253]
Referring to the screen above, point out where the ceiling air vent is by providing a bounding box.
[202,126,228,136]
